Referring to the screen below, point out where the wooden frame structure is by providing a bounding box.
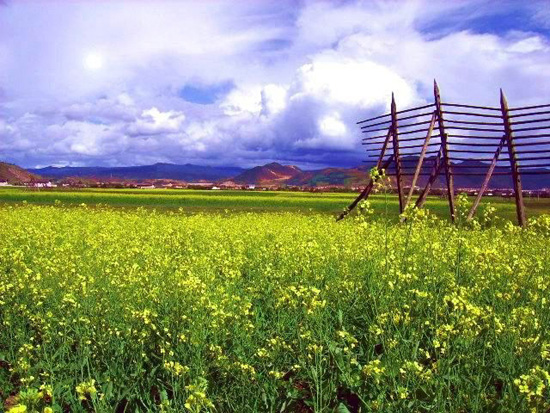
[338,81,550,226]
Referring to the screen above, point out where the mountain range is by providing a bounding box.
[230,160,549,190]
[2,160,548,190]
[29,163,243,182]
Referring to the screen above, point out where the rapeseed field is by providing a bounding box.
[1,200,550,412]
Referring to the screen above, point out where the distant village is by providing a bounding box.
[1,177,549,198]
[0,176,363,192]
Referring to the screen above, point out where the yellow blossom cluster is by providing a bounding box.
[0,203,549,411]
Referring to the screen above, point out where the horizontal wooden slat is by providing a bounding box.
[519,163,550,168]
[511,133,550,140]
[511,117,550,126]
[512,125,550,133]
[357,112,391,125]
[446,119,503,126]
[449,156,511,161]
[449,149,503,154]
[442,102,501,111]
[444,110,502,119]
[513,141,550,147]
[357,103,434,124]
[451,164,510,169]
[452,172,511,176]
[508,103,550,112]
[399,127,433,136]
[361,132,390,139]
[361,139,390,145]
[446,125,504,132]
[359,125,392,133]
[509,110,550,119]
[448,142,502,147]
[515,148,550,154]
[358,118,392,128]
[447,134,502,140]
[517,156,550,161]
[396,110,435,122]
[399,142,440,150]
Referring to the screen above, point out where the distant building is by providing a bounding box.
[137,183,155,189]
[0,180,8,186]
[27,179,53,188]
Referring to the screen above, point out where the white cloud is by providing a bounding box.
[117,93,135,106]
[261,84,287,116]
[319,113,347,137]
[221,87,263,116]
[47,121,125,156]
[63,97,138,122]
[293,55,416,109]
[128,107,186,136]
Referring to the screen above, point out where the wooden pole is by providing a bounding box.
[337,126,394,221]
[415,152,443,209]
[466,136,506,221]
[434,80,456,222]
[404,112,436,209]
[391,93,405,213]
[500,89,527,226]
[336,155,394,221]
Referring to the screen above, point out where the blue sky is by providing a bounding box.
[0,0,549,169]
[179,81,235,105]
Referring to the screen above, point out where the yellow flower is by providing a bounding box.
[362,359,385,384]
[514,366,550,401]
[8,406,27,413]
[76,379,97,400]
[163,361,189,377]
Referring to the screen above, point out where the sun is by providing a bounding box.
[84,52,104,71]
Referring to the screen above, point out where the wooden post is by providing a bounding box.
[337,126,394,221]
[467,136,506,221]
[391,93,405,213]
[336,155,394,221]
[500,89,527,226]
[434,80,455,222]
[404,112,436,209]
[415,152,443,209]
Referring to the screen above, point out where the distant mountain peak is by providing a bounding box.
[233,162,302,184]
[0,162,41,183]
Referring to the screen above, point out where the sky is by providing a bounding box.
[1,0,550,169]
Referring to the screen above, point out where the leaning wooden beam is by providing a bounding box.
[415,152,443,210]
[336,126,394,220]
[336,155,394,221]
[500,90,527,226]
[466,136,507,221]
[403,112,437,209]
[391,93,405,213]
[434,80,456,222]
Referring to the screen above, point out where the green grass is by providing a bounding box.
[0,187,548,222]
